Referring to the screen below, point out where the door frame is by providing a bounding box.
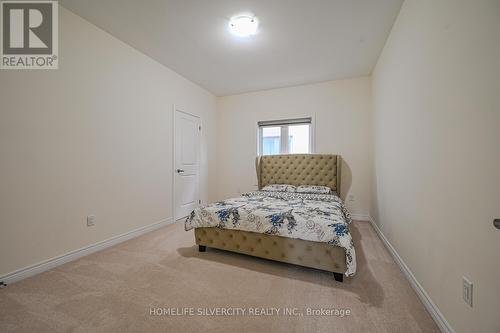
[172,105,202,221]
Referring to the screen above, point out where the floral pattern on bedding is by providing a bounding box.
[185,191,356,277]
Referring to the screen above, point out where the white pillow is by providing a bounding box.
[296,185,331,194]
[261,184,296,192]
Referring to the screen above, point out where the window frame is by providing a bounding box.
[257,117,315,156]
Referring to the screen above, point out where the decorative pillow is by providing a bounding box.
[296,185,331,194]
[261,184,297,192]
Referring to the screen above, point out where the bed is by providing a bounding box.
[185,154,355,282]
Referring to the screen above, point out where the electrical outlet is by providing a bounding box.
[463,277,473,307]
[348,194,355,202]
[87,215,96,227]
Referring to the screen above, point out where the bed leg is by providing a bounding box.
[333,272,343,282]
[198,245,206,252]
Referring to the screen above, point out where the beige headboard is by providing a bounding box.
[255,154,341,195]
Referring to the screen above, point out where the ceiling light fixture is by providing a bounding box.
[228,14,259,37]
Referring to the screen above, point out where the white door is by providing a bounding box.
[174,109,201,220]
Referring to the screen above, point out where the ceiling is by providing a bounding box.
[60,0,403,96]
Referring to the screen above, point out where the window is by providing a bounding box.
[258,118,313,155]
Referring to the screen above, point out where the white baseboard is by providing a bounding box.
[350,214,370,221]
[368,216,455,333]
[0,217,175,285]
[0,214,454,333]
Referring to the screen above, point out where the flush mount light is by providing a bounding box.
[228,14,259,37]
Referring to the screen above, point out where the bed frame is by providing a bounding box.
[194,154,346,282]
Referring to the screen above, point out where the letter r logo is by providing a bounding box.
[2,1,53,54]
[0,1,58,69]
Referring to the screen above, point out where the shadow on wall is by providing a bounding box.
[369,161,380,222]
[340,159,352,201]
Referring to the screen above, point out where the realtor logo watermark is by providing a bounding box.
[1,1,58,69]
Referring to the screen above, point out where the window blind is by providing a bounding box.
[257,117,312,127]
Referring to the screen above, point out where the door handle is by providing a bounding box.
[176,169,185,173]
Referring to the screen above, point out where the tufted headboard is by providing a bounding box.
[255,154,341,195]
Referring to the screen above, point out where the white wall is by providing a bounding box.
[371,1,500,332]
[0,7,216,277]
[216,77,372,217]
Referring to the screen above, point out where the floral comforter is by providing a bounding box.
[185,191,356,276]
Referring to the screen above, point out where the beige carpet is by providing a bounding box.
[0,221,439,333]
